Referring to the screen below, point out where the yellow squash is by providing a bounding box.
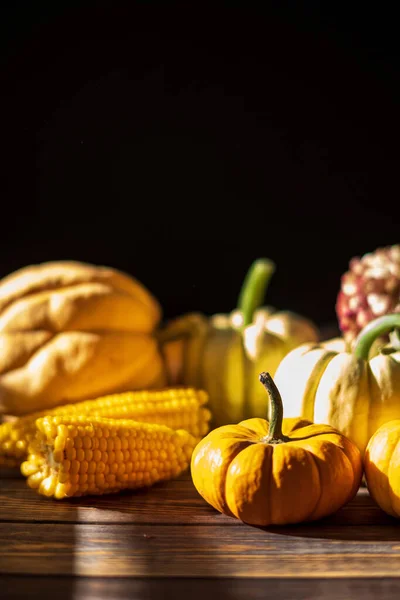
[0,261,166,415]
[273,314,400,454]
[191,372,362,526]
[364,420,400,518]
[159,259,318,426]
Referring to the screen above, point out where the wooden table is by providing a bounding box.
[1,467,400,599]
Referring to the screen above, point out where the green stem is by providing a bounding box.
[259,372,289,444]
[237,258,276,327]
[354,314,400,360]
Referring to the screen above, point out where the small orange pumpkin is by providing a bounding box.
[364,420,400,518]
[191,372,362,526]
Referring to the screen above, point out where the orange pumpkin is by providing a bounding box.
[364,420,400,518]
[191,372,362,526]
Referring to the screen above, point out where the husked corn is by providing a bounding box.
[21,416,197,499]
[0,388,211,466]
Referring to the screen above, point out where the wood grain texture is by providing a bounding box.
[0,475,229,525]
[2,520,400,577]
[0,474,395,526]
[2,577,400,600]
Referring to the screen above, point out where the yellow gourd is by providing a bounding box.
[364,420,400,518]
[273,314,400,454]
[0,260,166,415]
[159,259,318,426]
[191,372,362,526]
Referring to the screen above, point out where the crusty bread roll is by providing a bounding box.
[0,261,165,415]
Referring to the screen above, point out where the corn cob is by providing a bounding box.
[0,388,211,467]
[21,415,196,499]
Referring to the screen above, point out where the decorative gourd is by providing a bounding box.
[191,372,362,526]
[273,314,400,454]
[0,261,166,415]
[159,259,319,426]
[336,244,400,348]
[364,420,400,518]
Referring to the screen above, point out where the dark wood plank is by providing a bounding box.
[0,476,393,526]
[1,522,400,577]
[0,475,234,525]
[2,576,400,600]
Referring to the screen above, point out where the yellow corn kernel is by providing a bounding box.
[55,482,70,499]
[1,388,210,466]
[39,476,57,497]
[21,416,197,499]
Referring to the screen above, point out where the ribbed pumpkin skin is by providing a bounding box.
[160,308,319,427]
[273,337,400,455]
[158,259,319,428]
[191,416,362,526]
[0,261,165,415]
[364,420,400,518]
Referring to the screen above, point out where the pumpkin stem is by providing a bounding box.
[354,314,400,360]
[259,372,289,444]
[237,259,276,328]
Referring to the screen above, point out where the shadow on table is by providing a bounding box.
[257,467,400,542]
[0,465,78,600]
[259,519,400,542]
[64,475,248,600]
[256,498,400,542]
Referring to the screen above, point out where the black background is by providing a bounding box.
[1,2,400,327]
